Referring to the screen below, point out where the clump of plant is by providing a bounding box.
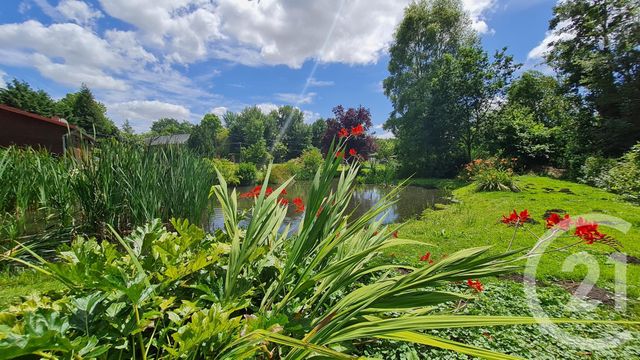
[580,143,640,203]
[461,158,519,192]
[236,162,258,186]
[1,133,636,359]
[206,158,240,185]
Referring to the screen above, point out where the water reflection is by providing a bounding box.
[208,182,445,232]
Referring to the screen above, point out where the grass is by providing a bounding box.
[390,175,640,303]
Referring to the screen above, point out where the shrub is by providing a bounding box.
[581,144,640,203]
[298,147,324,180]
[207,158,240,185]
[270,161,301,184]
[357,161,398,185]
[240,139,272,165]
[237,162,257,186]
[473,167,519,192]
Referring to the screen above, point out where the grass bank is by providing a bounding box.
[392,175,640,301]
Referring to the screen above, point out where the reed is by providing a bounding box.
[0,142,214,258]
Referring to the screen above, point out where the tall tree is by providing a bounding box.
[0,79,56,117]
[273,106,311,160]
[188,113,223,157]
[68,85,118,136]
[322,105,376,160]
[546,0,640,155]
[383,0,516,176]
[310,118,327,149]
[226,106,268,159]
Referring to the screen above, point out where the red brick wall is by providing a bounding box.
[0,109,69,155]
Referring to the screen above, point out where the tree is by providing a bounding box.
[383,0,517,177]
[322,105,377,160]
[481,71,577,168]
[0,79,57,117]
[122,120,134,135]
[310,119,327,149]
[546,0,640,155]
[188,113,223,157]
[272,106,311,160]
[226,107,268,159]
[68,85,118,136]
[150,118,194,136]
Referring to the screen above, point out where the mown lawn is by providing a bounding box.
[393,175,640,304]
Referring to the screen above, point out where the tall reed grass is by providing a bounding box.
[0,142,214,258]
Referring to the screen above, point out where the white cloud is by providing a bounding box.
[108,100,191,131]
[211,106,228,116]
[256,103,280,114]
[302,110,321,123]
[462,0,496,34]
[373,124,394,139]
[0,69,7,88]
[275,92,316,105]
[528,20,574,60]
[56,0,103,26]
[306,77,334,87]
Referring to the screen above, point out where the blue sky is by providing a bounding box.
[0,0,558,135]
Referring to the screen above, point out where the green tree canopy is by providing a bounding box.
[0,79,57,117]
[188,113,224,157]
[150,118,194,136]
[384,0,517,177]
[68,84,118,136]
[546,0,640,155]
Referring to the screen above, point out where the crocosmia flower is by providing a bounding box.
[467,279,484,292]
[351,124,364,136]
[338,128,349,138]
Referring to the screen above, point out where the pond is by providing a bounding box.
[208,182,446,232]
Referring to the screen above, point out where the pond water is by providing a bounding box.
[208,182,445,232]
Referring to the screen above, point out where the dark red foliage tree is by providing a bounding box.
[321,105,377,160]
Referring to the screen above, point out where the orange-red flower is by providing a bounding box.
[546,213,571,230]
[240,185,263,198]
[392,230,398,238]
[419,252,434,264]
[279,198,289,206]
[501,209,530,225]
[338,128,349,138]
[349,148,357,157]
[351,124,364,136]
[336,151,344,159]
[292,197,305,213]
[467,279,484,292]
[574,217,605,244]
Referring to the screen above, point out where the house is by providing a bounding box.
[147,134,191,146]
[0,104,92,155]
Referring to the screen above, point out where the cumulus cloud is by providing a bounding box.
[56,0,103,26]
[108,100,191,131]
[0,69,7,88]
[256,103,280,114]
[302,110,321,123]
[462,0,496,34]
[528,20,574,60]
[211,106,228,116]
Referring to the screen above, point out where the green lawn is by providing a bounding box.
[0,269,62,309]
[392,175,640,303]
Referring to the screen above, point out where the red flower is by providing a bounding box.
[265,187,274,196]
[292,197,305,213]
[392,230,398,238]
[335,151,344,159]
[501,209,530,225]
[338,128,349,138]
[240,185,263,198]
[546,213,571,230]
[467,279,484,292]
[280,188,287,195]
[574,217,605,244]
[419,252,434,264]
[350,124,364,136]
[279,198,289,206]
[349,148,357,157]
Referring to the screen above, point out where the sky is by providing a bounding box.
[0,0,560,135]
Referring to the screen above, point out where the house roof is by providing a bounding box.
[0,104,76,129]
[148,133,191,146]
